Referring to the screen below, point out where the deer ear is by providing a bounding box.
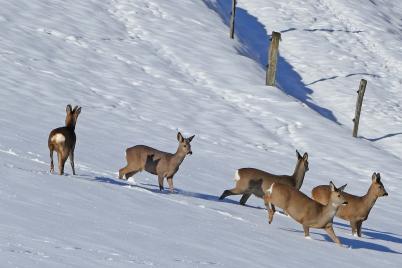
[339,184,347,192]
[372,172,377,182]
[296,150,302,159]
[177,132,184,142]
[329,181,336,192]
[187,135,195,142]
[303,152,308,161]
[66,104,72,113]
[375,172,381,183]
[75,107,82,116]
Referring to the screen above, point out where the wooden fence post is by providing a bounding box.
[229,0,237,39]
[352,79,367,137]
[266,31,281,86]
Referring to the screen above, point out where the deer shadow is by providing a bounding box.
[333,221,402,245]
[92,176,264,209]
[202,0,340,124]
[140,182,265,209]
[280,227,402,254]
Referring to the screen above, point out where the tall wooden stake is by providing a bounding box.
[352,79,367,137]
[266,31,281,86]
[230,0,237,39]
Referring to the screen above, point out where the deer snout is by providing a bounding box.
[188,150,193,155]
[383,192,388,196]
[342,201,348,205]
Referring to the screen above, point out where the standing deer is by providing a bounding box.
[264,181,348,246]
[119,132,195,192]
[312,172,388,237]
[219,150,309,205]
[48,104,81,175]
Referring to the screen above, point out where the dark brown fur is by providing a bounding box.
[48,104,81,175]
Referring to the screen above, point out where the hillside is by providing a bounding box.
[0,0,401,267]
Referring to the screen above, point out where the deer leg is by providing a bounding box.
[356,220,363,237]
[158,175,164,191]
[264,197,276,224]
[325,224,341,245]
[219,188,244,200]
[119,166,134,180]
[239,193,252,206]
[69,150,76,175]
[350,221,358,236]
[49,148,54,174]
[268,204,276,224]
[303,225,310,238]
[167,177,174,193]
[57,151,64,175]
[125,170,138,180]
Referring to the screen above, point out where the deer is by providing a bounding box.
[48,104,82,175]
[264,181,348,246]
[118,132,195,192]
[312,172,388,237]
[219,150,309,205]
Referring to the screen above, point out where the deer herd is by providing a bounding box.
[48,104,389,247]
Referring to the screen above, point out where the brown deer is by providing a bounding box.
[119,132,195,192]
[219,150,309,205]
[48,104,81,175]
[312,172,388,237]
[264,181,347,246]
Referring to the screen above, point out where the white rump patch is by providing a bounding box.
[266,182,275,195]
[51,133,65,144]
[233,170,240,181]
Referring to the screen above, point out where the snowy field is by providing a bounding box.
[0,0,401,267]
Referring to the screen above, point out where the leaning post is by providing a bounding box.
[266,31,281,86]
[229,0,237,39]
[352,79,367,137]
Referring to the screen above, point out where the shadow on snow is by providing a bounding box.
[93,176,265,209]
[202,0,340,124]
[281,227,402,254]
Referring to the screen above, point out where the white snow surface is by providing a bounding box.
[1,0,401,267]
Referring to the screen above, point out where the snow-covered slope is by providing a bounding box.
[0,0,401,267]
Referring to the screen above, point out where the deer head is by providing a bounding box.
[296,150,309,171]
[65,104,82,129]
[329,181,348,206]
[177,132,195,156]
[371,172,388,197]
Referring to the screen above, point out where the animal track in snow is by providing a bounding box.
[36,28,88,48]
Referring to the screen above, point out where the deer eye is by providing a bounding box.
[184,145,187,148]
[337,194,340,197]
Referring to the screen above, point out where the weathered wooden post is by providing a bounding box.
[266,31,281,86]
[352,79,367,137]
[229,0,237,39]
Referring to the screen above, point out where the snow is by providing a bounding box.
[1,0,401,267]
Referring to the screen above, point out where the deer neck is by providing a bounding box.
[292,160,306,189]
[322,201,341,222]
[171,148,186,166]
[65,119,76,130]
[362,186,378,212]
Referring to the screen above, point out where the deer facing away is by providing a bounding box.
[264,181,347,245]
[48,104,81,175]
[312,172,388,237]
[219,150,309,205]
[119,132,194,192]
